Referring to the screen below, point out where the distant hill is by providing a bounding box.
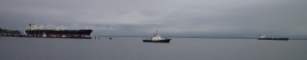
[0,28,21,36]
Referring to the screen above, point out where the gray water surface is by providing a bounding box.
[0,37,306,60]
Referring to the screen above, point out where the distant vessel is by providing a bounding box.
[257,34,289,40]
[143,31,171,43]
[25,24,93,39]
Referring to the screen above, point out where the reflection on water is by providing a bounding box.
[0,37,307,60]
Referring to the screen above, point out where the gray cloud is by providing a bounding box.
[1,0,307,38]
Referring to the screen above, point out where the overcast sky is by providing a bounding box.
[0,0,307,37]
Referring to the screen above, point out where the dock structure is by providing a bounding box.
[24,24,93,39]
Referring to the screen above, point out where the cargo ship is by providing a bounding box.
[25,24,93,39]
[257,34,289,40]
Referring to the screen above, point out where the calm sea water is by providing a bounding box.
[0,37,307,60]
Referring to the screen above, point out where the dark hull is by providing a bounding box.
[258,38,289,40]
[24,36,92,39]
[143,39,171,43]
[25,29,92,39]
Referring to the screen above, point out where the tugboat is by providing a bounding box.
[143,31,171,43]
[257,34,289,40]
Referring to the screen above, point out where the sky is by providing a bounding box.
[0,0,307,38]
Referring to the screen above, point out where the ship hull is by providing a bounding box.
[143,39,171,43]
[258,38,289,40]
[25,29,92,39]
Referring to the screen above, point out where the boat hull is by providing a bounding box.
[142,39,171,43]
[258,38,289,40]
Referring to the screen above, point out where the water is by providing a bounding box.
[0,37,307,60]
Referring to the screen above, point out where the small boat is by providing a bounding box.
[257,34,289,40]
[143,31,171,43]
